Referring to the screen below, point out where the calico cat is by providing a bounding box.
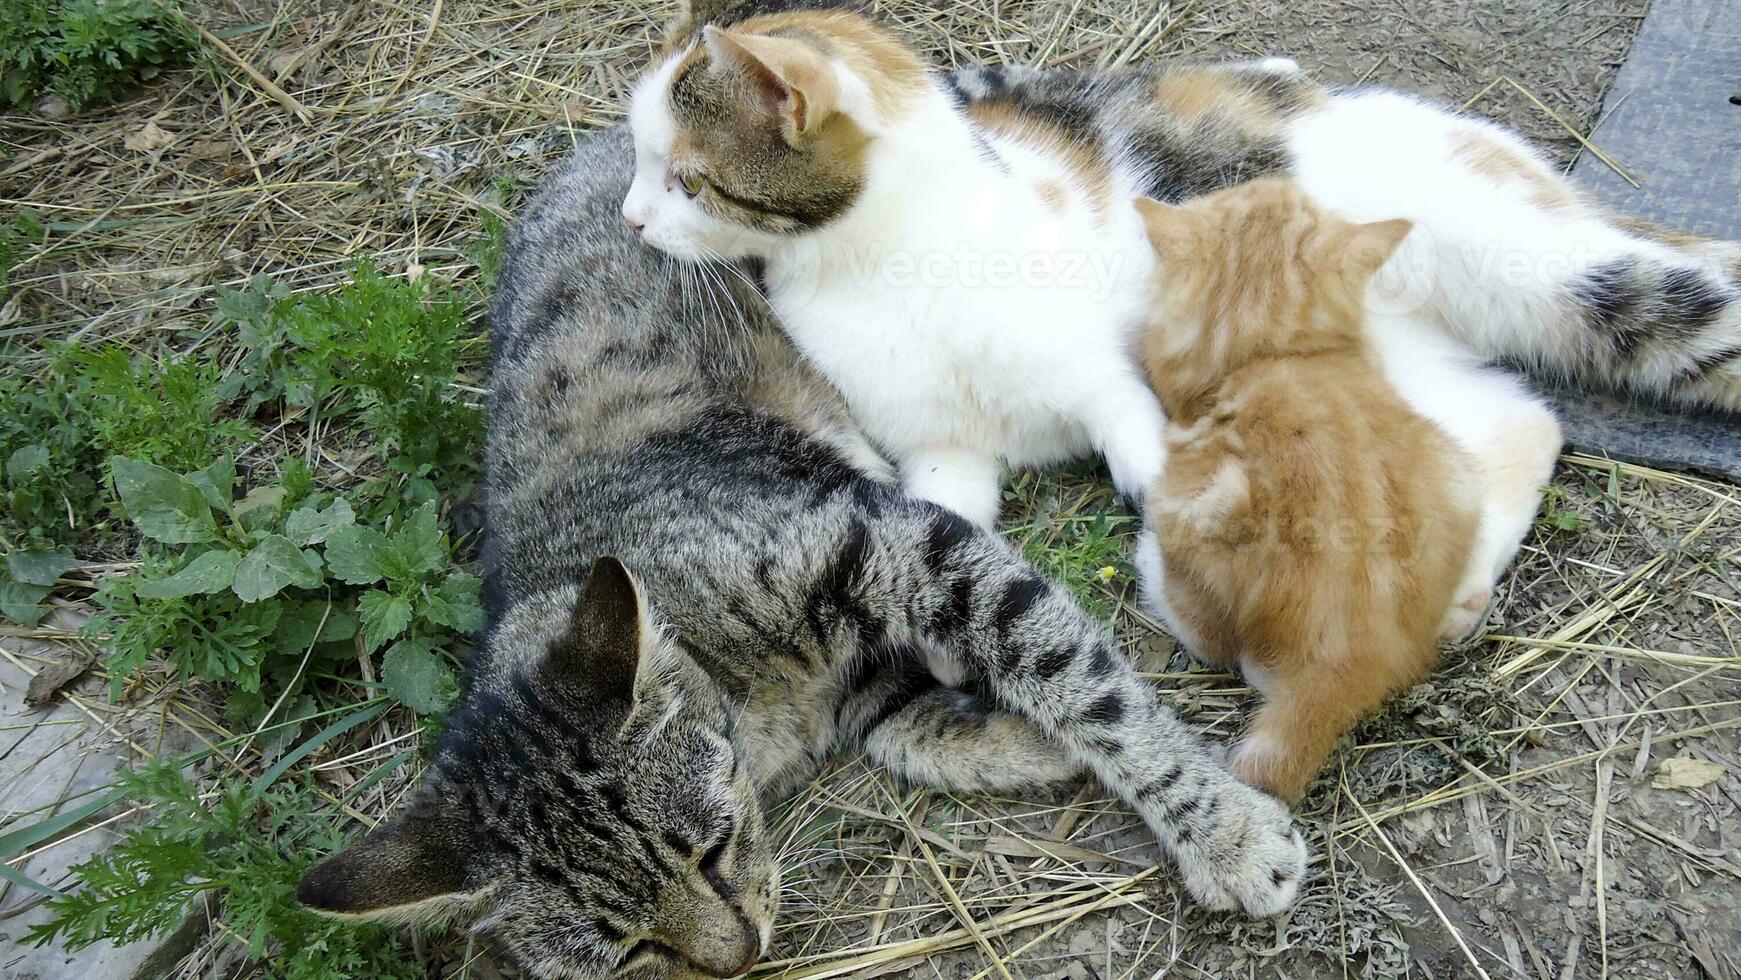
[620,5,1272,526]
[624,3,1741,538]
[951,62,1741,414]
[1131,178,1494,802]
[296,124,1306,980]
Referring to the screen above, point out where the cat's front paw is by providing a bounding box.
[1175,785,1307,918]
[1105,447,1164,506]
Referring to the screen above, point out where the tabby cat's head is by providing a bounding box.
[297,558,776,979]
[1135,178,1413,388]
[621,0,927,260]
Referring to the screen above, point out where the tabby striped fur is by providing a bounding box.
[297,123,1305,980]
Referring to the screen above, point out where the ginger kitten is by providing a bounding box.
[1132,178,1481,803]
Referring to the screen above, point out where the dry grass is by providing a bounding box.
[3,0,1737,978]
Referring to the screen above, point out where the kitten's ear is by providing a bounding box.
[1133,197,1197,261]
[1344,217,1414,279]
[548,555,650,703]
[704,26,841,140]
[298,797,480,919]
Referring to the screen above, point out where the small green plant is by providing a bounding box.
[0,545,75,625]
[29,762,426,979]
[0,361,103,545]
[213,273,293,411]
[1537,484,1588,533]
[1,0,196,111]
[1020,511,1135,619]
[74,345,256,472]
[464,199,512,291]
[221,265,484,508]
[1005,468,1138,619]
[94,454,479,712]
[2,340,252,547]
[322,502,482,711]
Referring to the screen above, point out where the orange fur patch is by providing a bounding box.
[1152,70,1242,122]
[728,9,928,121]
[1149,64,1324,130]
[1137,179,1479,802]
[1034,178,1069,215]
[1449,128,1575,213]
[1608,209,1718,250]
[966,101,1113,224]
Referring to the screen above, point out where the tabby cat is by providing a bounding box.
[1132,179,1492,802]
[296,123,1306,979]
[623,1,1741,541]
[293,3,1741,972]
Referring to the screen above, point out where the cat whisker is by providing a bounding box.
[695,243,763,310]
[695,259,731,328]
[697,253,753,328]
[707,263,750,328]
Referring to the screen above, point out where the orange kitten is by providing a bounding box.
[1132,178,1480,802]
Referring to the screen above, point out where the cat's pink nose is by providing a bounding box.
[625,216,645,233]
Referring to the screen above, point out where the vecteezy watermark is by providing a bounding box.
[760,224,1642,323]
[1359,223,1646,320]
[1173,513,1450,562]
[823,241,1135,302]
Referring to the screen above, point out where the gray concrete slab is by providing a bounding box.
[1552,0,1741,482]
[0,617,168,980]
[1545,385,1741,482]
[1571,0,1741,239]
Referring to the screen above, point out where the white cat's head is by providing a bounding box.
[621,5,926,261]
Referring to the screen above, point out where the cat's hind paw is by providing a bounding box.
[1438,589,1491,642]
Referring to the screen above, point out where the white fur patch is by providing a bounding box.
[623,49,747,260]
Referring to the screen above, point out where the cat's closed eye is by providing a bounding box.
[619,938,671,971]
[698,816,735,888]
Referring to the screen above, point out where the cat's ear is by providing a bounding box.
[1133,196,1200,261]
[548,555,651,703]
[1343,217,1414,279]
[704,26,841,140]
[298,796,481,920]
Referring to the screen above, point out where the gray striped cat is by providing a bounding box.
[296,120,1306,978]
[293,33,1741,976]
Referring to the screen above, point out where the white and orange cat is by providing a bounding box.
[1131,178,1557,801]
[622,9,1276,528]
[621,1,1738,539]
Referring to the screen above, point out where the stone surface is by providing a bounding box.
[1545,386,1741,482]
[1570,0,1741,239]
[0,620,166,980]
[1555,0,1741,480]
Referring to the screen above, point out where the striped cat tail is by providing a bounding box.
[1565,235,1741,413]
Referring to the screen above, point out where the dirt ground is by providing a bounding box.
[3,0,1738,978]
